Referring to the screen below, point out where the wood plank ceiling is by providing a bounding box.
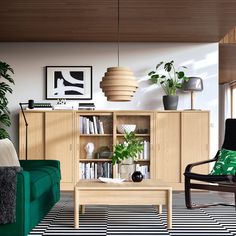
[1,0,236,42]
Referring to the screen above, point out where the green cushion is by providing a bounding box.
[28,166,60,201]
[210,148,236,175]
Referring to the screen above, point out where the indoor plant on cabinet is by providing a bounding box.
[148,60,189,110]
[112,131,144,180]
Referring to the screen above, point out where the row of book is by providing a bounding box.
[80,162,150,180]
[80,116,104,134]
[135,164,150,179]
[80,162,112,179]
[137,141,150,160]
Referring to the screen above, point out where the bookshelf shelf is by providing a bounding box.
[116,134,150,137]
[80,134,112,137]
[79,158,112,162]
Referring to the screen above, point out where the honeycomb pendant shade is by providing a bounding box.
[100,67,138,102]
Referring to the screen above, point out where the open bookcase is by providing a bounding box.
[76,111,154,181]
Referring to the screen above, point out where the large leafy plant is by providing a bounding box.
[112,131,144,165]
[0,61,14,139]
[148,60,189,95]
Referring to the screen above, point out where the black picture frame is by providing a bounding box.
[46,66,92,100]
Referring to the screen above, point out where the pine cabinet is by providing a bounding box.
[19,110,209,190]
[45,112,74,190]
[155,111,209,189]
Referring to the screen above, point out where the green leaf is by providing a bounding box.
[0,128,10,139]
[156,61,163,70]
[0,113,11,127]
[177,71,185,79]
[148,71,156,76]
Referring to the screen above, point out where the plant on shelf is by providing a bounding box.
[112,131,144,165]
[148,60,189,110]
[0,61,14,139]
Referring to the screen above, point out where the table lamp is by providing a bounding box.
[182,77,203,110]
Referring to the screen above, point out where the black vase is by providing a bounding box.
[131,171,143,182]
[163,95,179,110]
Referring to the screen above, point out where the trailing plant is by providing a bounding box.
[148,60,189,95]
[112,131,144,165]
[0,61,14,139]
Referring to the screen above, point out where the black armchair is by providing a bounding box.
[184,119,236,209]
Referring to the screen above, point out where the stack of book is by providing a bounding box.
[80,116,104,134]
[78,103,95,110]
[80,162,112,179]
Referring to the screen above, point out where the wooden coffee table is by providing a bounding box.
[74,179,172,229]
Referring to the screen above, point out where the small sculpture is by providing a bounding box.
[84,142,94,159]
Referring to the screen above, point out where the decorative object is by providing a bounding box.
[131,171,144,182]
[84,142,94,159]
[117,124,136,134]
[148,60,189,110]
[98,177,125,184]
[182,77,203,110]
[0,61,14,139]
[95,146,112,159]
[46,66,92,100]
[100,0,138,102]
[112,131,144,180]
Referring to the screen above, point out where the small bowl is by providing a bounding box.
[117,124,136,134]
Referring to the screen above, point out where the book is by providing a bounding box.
[93,116,98,134]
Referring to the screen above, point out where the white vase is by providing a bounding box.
[119,158,135,180]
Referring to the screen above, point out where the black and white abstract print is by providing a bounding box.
[46,66,92,100]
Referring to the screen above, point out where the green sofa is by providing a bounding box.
[0,160,61,236]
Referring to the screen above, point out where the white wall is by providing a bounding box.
[0,42,218,156]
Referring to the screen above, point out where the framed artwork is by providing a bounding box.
[46,66,92,100]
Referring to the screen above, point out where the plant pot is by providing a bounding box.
[119,158,135,180]
[163,95,179,110]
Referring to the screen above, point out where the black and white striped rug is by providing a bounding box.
[29,192,236,236]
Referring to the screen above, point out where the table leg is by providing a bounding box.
[167,189,172,229]
[156,204,162,214]
[74,188,79,228]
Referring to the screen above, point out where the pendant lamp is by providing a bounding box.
[100,0,138,102]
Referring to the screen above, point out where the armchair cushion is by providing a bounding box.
[210,148,236,175]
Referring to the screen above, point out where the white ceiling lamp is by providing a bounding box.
[100,0,138,102]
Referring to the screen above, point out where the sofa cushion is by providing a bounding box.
[28,166,60,201]
[0,139,20,167]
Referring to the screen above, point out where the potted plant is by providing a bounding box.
[112,131,144,179]
[0,61,14,139]
[148,60,189,110]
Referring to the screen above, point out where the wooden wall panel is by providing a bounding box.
[219,45,236,84]
[1,0,236,42]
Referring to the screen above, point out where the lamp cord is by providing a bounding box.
[117,0,120,67]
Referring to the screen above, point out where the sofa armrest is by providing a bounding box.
[0,171,31,236]
[20,160,60,170]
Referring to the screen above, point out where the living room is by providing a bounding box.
[0,0,236,236]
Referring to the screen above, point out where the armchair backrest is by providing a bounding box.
[222,119,236,151]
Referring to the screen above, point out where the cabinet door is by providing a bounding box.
[181,112,209,182]
[19,112,45,160]
[156,112,181,183]
[45,112,74,186]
